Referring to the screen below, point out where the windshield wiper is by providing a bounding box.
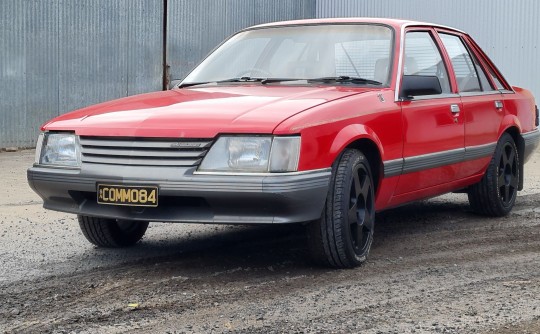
[308,76,382,86]
[179,77,261,88]
[260,78,306,84]
[179,77,305,88]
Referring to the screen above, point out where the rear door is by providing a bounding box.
[437,32,504,178]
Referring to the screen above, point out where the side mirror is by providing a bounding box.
[400,75,442,100]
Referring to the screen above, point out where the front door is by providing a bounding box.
[394,30,465,196]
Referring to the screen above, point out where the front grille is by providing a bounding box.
[79,137,213,167]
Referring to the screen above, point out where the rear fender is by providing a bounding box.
[498,114,522,137]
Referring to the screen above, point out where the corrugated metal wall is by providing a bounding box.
[0,0,315,149]
[166,0,316,82]
[0,0,164,148]
[316,0,540,102]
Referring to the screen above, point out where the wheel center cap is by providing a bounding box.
[357,195,366,225]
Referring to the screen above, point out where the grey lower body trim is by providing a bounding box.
[464,142,497,161]
[382,159,403,177]
[523,127,540,145]
[383,129,538,178]
[403,148,464,174]
[27,165,331,224]
[523,127,540,164]
[383,143,497,177]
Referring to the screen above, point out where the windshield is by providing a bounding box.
[182,24,394,86]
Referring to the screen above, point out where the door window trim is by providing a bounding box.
[461,34,514,92]
[397,27,455,101]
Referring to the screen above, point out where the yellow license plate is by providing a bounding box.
[97,184,158,207]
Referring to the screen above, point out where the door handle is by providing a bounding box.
[450,104,460,114]
[495,101,503,110]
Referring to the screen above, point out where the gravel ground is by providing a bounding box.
[0,149,539,333]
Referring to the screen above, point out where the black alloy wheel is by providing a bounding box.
[308,149,375,268]
[468,133,520,216]
[497,140,519,206]
[348,161,375,257]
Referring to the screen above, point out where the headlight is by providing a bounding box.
[36,133,81,167]
[199,136,300,173]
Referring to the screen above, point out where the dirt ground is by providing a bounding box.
[1,149,539,334]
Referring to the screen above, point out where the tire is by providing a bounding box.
[308,149,375,268]
[467,133,519,217]
[78,215,149,247]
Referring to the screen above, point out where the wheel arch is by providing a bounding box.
[502,125,525,190]
[329,124,384,194]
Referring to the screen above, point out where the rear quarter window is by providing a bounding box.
[439,33,495,92]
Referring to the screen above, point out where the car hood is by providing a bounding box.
[43,85,373,138]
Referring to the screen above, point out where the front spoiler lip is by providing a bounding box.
[27,166,331,224]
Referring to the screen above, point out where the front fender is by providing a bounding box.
[329,124,384,161]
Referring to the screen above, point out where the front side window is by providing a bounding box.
[403,31,451,94]
[182,24,393,85]
[439,33,493,92]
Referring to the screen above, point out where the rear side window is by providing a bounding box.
[439,33,494,92]
[404,31,451,93]
[487,66,506,90]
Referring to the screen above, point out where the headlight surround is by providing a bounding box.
[269,136,301,172]
[36,133,81,167]
[199,136,300,173]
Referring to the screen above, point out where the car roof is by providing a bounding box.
[248,17,465,34]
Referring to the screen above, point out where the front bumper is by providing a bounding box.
[27,164,331,224]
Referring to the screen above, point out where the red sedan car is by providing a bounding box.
[28,18,539,268]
